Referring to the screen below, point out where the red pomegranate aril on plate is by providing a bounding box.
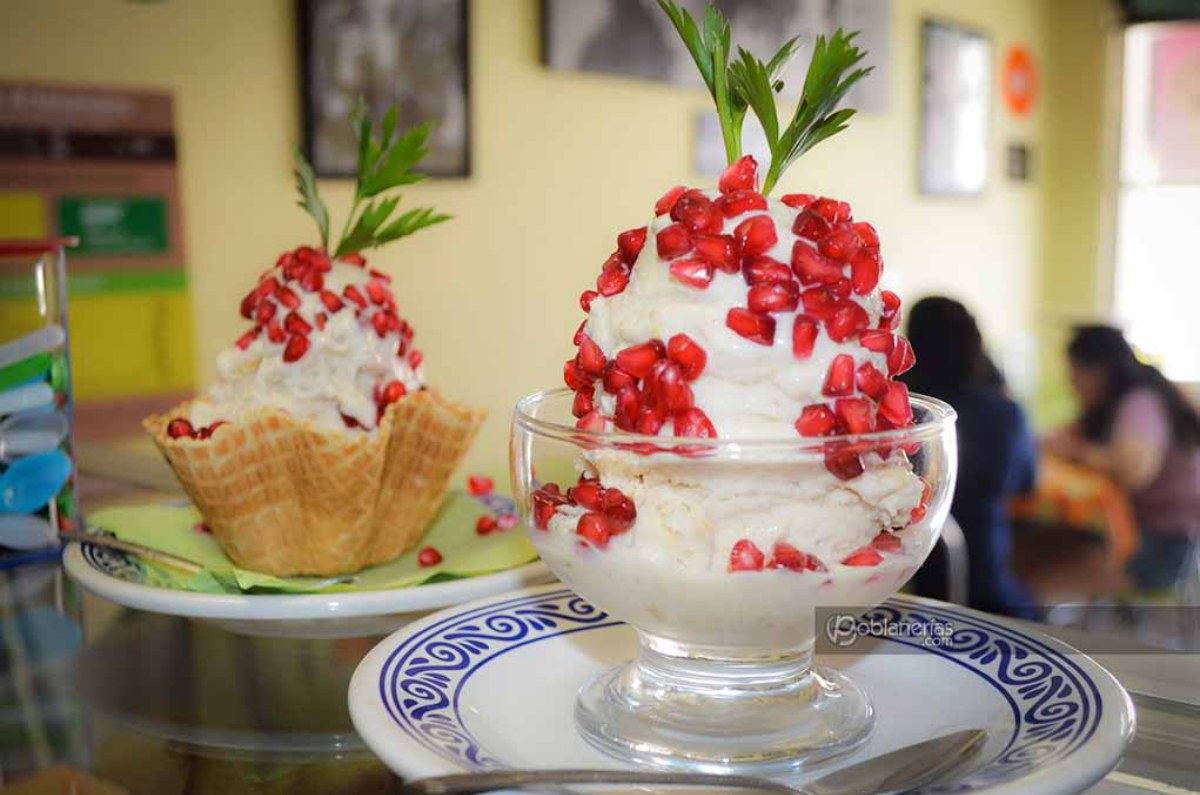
[283,334,310,363]
[871,531,902,553]
[576,410,606,432]
[795,404,837,437]
[825,448,865,480]
[674,406,717,438]
[654,185,687,216]
[850,250,881,295]
[617,226,647,263]
[572,388,594,418]
[667,334,706,380]
[734,215,777,258]
[835,397,877,434]
[792,315,819,359]
[365,280,388,305]
[577,335,607,377]
[823,354,855,397]
[743,256,793,285]
[819,223,862,260]
[603,362,635,393]
[726,308,776,345]
[856,362,889,400]
[842,547,883,566]
[563,359,591,391]
[283,311,312,336]
[826,301,870,342]
[879,381,913,427]
[748,280,800,314]
[669,258,714,288]
[768,542,809,571]
[467,474,495,495]
[729,539,766,572]
[656,224,693,258]
[166,418,195,439]
[635,407,665,435]
[235,328,260,350]
[715,189,768,218]
[576,512,613,548]
[793,210,831,241]
[880,290,902,330]
[476,515,498,535]
[417,547,443,567]
[792,242,844,285]
[860,330,894,354]
[693,234,739,272]
[266,320,286,344]
[343,285,367,308]
[580,289,599,312]
[596,267,630,297]
[781,193,816,209]
[887,336,915,376]
[615,340,665,378]
[719,154,758,193]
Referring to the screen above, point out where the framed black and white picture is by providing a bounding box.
[919,20,991,195]
[299,0,469,177]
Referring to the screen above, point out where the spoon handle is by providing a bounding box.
[61,529,205,575]
[399,769,800,795]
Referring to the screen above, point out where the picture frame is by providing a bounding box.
[298,0,470,178]
[919,19,991,196]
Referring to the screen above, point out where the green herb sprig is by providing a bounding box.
[292,98,450,257]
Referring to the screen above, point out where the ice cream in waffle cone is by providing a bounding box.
[149,102,484,576]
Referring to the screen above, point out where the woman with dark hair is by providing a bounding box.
[1044,325,1200,591]
[902,297,1038,618]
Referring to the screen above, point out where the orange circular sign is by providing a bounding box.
[1002,46,1038,117]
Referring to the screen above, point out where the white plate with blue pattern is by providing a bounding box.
[349,584,1135,794]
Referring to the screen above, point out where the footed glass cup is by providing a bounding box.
[511,389,957,774]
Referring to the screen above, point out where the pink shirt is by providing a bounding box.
[1113,388,1200,535]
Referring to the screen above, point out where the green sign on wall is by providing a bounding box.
[58,196,168,254]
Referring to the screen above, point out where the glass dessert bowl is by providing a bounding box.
[511,388,956,773]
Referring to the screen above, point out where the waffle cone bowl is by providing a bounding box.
[145,390,486,576]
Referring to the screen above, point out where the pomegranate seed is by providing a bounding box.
[580,289,599,312]
[282,259,305,281]
[379,380,407,405]
[235,328,260,350]
[596,267,630,297]
[299,270,324,292]
[576,513,612,548]
[283,311,312,336]
[818,223,862,260]
[532,484,566,530]
[673,407,717,438]
[861,330,894,354]
[476,515,498,535]
[368,268,390,283]
[239,293,259,320]
[733,215,777,258]
[666,334,706,380]
[823,355,855,397]
[256,300,277,324]
[572,388,594,417]
[409,350,423,369]
[693,234,738,272]
[793,210,832,241]
[613,384,641,431]
[365,280,388,305]
[671,189,723,234]
[826,301,870,342]
[830,279,851,300]
[795,404,838,437]
[467,474,494,495]
[853,222,880,250]
[792,316,819,359]
[311,253,332,272]
[768,542,809,571]
[792,242,844,285]
[602,362,635,393]
[743,256,793,285]
[266,320,286,344]
[316,290,341,313]
[729,539,766,572]
[497,513,518,531]
[780,193,816,209]
[646,360,692,415]
[800,286,841,320]
[342,285,367,308]
[669,258,714,288]
[573,323,586,348]
[910,479,932,525]
[276,250,295,268]
[879,381,913,427]
[748,280,800,314]
[417,547,443,567]
[564,359,591,391]
[656,224,692,258]
[195,425,214,440]
[715,189,768,218]
[842,547,883,566]
[283,334,310,362]
[880,290,902,330]
[577,335,607,377]
[718,154,758,193]
[654,185,687,216]
[601,488,637,531]
[850,250,881,295]
[576,410,606,432]
[856,362,889,400]
[277,285,301,310]
[615,340,665,378]
[338,252,366,266]
[635,408,665,435]
[835,397,877,434]
[825,448,865,480]
[811,197,852,223]
[726,308,776,345]
[888,336,915,375]
[371,311,390,338]
[617,226,648,263]
[871,531,902,553]
[166,418,195,439]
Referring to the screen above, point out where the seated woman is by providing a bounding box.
[902,297,1038,619]
[1043,326,1200,592]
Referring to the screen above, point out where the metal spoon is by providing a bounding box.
[398,728,987,794]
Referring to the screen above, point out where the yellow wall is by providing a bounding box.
[1,0,1106,475]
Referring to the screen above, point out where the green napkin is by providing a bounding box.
[88,492,539,595]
